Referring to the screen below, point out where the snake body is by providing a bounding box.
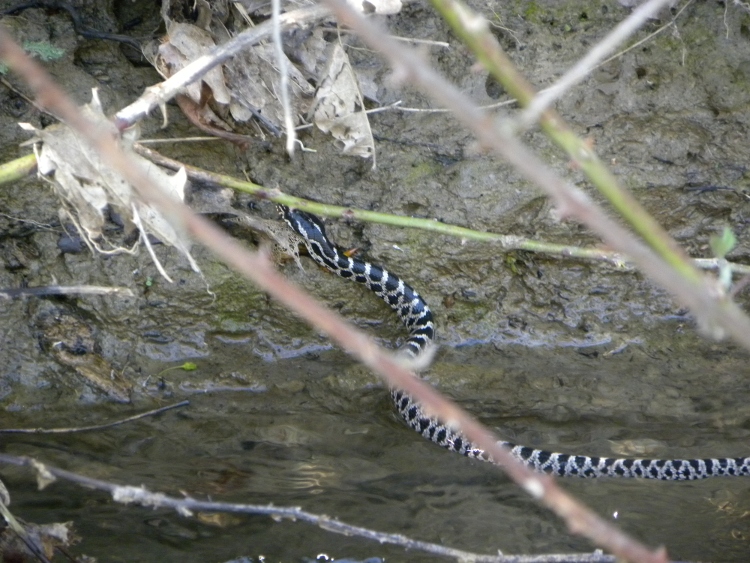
[279,205,750,480]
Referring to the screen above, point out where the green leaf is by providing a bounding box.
[710,226,736,259]
[181,362,198,371]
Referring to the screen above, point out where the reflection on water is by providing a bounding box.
[2,343,750,561]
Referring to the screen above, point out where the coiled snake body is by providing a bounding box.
[279,205,750,480]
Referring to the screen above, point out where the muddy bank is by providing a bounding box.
[1,0,750,560]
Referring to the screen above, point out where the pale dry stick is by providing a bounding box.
[113,4,329,130]
[0,454,618,563]
[271,0,297,155]
[395,0,690,117]
[392,0,683,116]
[294,100,404,131]
[396,96,517,112]
[0,401,189,434]
[0,30,663,563]
[518,0,674,128]
[596,0,694,71]
[138,136,220,143]
[321,27,451,48]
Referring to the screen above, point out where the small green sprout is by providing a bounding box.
[155,362,199,378]
[710,226,737,290]
[709,226,736,260]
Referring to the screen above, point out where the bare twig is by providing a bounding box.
[0,400,189,434]
[322,28,451,48]
[113,4,329,130]
[0,453,618,563]
[597,0,694,71]
[390,1,693,115]
[272,0,297,155]
[0,285,134,300]
[136,136,219,144]
[0,28,661,563]
[518,0,674,127]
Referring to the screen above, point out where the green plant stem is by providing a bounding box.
[429,0,704,284]
[133,145,628,265]
[4,150,749,277]
[0,152,36,184]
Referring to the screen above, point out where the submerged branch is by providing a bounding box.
[0,401,189,434]
[0,453,618,563]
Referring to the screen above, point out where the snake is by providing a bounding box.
[278,205,750,480]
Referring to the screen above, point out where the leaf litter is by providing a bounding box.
[21,90,199,282]
[151,0,384,159]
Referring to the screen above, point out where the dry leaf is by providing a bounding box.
[312,43,374,159]
[152,16,315,136]
[160,21,231,104]
[291,27,330,77]
[23,90,200,281]
[225,43,315,132]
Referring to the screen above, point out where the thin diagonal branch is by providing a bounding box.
[114,4,329,130]
[0,27,662,563]
[518,0,674,127]
[430,0,702,285]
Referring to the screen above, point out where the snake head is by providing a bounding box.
[277,205,328,241]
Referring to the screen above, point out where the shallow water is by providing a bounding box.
[2,341,750,562]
